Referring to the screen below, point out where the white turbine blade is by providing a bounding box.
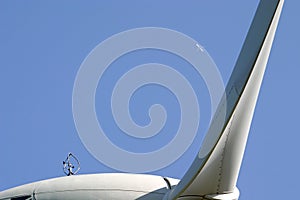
[165,0,284,199]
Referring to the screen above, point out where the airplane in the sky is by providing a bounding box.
[0,0,284,199]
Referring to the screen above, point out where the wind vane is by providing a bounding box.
[63,152,80,176]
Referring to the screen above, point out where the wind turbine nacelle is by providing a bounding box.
[0,173,179,200]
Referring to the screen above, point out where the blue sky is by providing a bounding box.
[0,1,299,199]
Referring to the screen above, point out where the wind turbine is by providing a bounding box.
[0,0,284,199]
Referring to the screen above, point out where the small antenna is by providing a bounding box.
[63,152,80,176]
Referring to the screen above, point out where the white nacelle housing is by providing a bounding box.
[0,173,179,200]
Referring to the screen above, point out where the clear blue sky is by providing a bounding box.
[0,1,299,199]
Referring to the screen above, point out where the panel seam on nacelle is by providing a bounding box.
[163,177,172,190]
